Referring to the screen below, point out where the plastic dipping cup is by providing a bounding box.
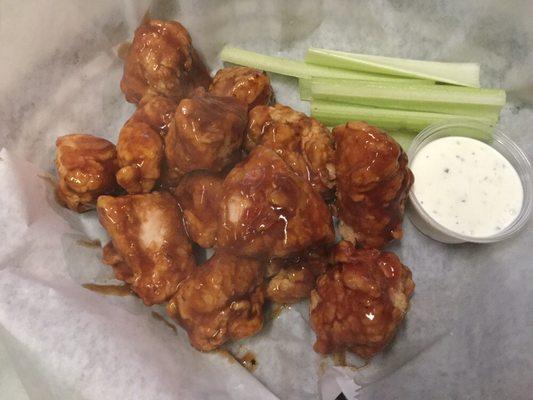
[407,119,532,244]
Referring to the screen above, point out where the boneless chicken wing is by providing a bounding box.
[334,121,413,248]
[310,241,414,359]
[164,89,247,183]
[172,170,223,248]
[167,252,264,351]
[120,19,211,103]
[55,134,118,212]
[129,94,177,136]
[116,94,177,193]
[209,66,274,110]
[246,104,336,198]
[217,146,335,258]
[97,192,195,305]
[116,121,164,194]
[266,248,330,304]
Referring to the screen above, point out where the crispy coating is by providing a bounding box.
[120,19,211,103]
[129,94,177,136]
[247,104,336,198]
[116,121,164,194]
[55,134,118,212]
[334,121,414,248]
[209,66,274,110]
[167,252,264,351]
[97,192,195,305]
[164,89,247,183]
[217,146,335,258]
[266,248,330,304]
[310,241,414,359]
[172,170,223,248]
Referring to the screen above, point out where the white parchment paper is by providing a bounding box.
[0,1,532,399]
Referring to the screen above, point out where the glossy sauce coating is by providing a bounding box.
[310,241,414,358]
[116,121,164,194]
[55,134,119,212]
[164,89,248,184]
[97,192,195,305]
[247,104,336,199]
[129,94,178,136]
[116,94,177,194]
[120,19,211,103]
[334,121,413,248]
[266,247,330,304]
[217,146,335,258]
[209,66,274,111]
[167,251,264,351]
[172,170,223,248]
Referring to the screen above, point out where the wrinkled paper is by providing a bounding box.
[0,1,532,399]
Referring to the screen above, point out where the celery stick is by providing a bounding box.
[220,46,433,82]
[299,79,312,101]
[306,48,480,87]
[299,76,435,101]
[221,46,309,78]
[310,78,504,119]
[311,100,495,134]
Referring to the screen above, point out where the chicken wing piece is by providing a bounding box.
[310,241,414,359]
[209,66,274,111]
[120,19,211,104]
[246,104,336,199]
[129,93,177,136]
[167,252,264,351]
[266,248,330,304]
[217,145,335,259]
[172,170,223,248]
[334,121,413,249]
[55,134,118,212]
[116,121,164,194]
[97,192,195,305]
[164,89,247,183]
[115,94,177,194]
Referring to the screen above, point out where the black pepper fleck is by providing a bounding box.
[444,168,450,173]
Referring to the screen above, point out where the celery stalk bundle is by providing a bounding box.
[220,45,505,148]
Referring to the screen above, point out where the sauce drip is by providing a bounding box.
[76,239,101,248]
[332,352,347,367]
[236,351,258,372]
[151,311,178,335]
[214,348,258,372]
[82,283,132,297]
[269,303,288,321]
[116,42,131,60]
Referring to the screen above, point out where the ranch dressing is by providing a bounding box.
[410,136,523,238]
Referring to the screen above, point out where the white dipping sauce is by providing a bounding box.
[411,136,523,238]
